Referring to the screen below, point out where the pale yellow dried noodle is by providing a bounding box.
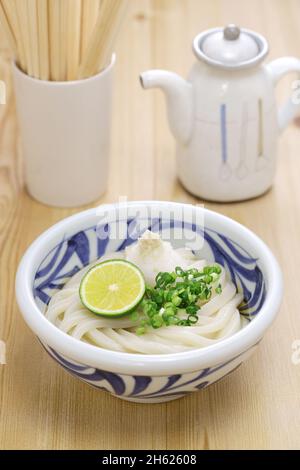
[0,0,128,81]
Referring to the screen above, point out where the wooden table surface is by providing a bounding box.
[1,0,300,450]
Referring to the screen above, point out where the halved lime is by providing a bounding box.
[79,259,145,317]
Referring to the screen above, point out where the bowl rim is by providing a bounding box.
[15,201,283,375]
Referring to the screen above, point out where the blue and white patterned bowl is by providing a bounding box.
[15,201,283,403]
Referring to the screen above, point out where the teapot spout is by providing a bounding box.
[140,70,193,144]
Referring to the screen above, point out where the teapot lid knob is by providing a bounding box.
[193,26,269,69]
[223,24,240,41]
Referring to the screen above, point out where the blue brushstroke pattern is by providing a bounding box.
[220,104,227,164]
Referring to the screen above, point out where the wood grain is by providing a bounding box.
[1,0,300,450]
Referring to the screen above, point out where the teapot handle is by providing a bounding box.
[267,57,300,133]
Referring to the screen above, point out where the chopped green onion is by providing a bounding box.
[134,263,223,334]
[151,314,164,329]
[215,284,222,294]
[187,314,198,324]
[186,305,198,315]
[175,266,185,276]
[130,311,139,322]
[136,326,146,335]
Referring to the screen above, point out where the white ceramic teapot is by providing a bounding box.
[140,25,300,202]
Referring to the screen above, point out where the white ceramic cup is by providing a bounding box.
[12,55,115,207]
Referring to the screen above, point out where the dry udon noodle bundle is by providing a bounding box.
[0,0,128,81]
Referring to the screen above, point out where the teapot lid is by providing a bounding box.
[193,25,268,69]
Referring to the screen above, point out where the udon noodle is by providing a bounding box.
[46,231,246,354]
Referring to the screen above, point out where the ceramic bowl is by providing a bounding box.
[15,201,283,403]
